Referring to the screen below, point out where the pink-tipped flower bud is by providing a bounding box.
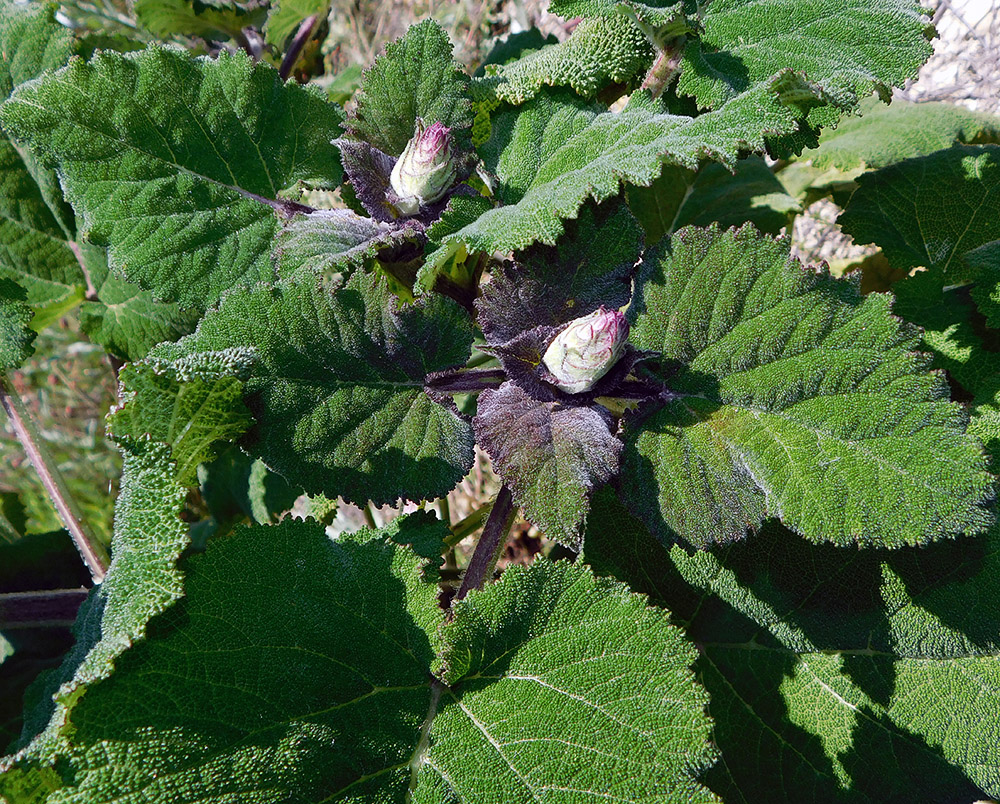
[542,307,629,393]
[389,119,457,216]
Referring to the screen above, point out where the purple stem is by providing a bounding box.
[454,485,516,604]
[279,14,319,82]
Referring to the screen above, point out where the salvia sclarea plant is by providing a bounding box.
[1,0,1000,800]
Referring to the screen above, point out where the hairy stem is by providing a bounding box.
[0,374,109,583]
[641,40,684,99]
[454,486,515,603]
[0,588,89,629]
[279,14,319,82]
[425,367,506,395]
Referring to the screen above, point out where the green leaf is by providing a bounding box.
[133,0,266,41]
[152,270,476,505]
[676,0,933,132]
[548,0,697,30]
[803,98,1000,174]
[107,361,253,487]
[349,20,472,157]
[9,440,190,754]
[451,86,805,254]
[478,15,653,106]
[264,0,330,48]
[0,516,446,803]
[839,145,1000,325]
[0,47,344,308]
[0,1,85,318]
[78,245,201,360]
[273,209,421,279]
[625,223,994,548]
[584,488,1000,802]
[672,156,800,235]
[197,444,299,526]
[0,276,35,370]
[419,559,715,803]
[474,381,621,545]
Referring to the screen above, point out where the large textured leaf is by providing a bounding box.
[452,87,806,254]
[624,223,994,548]
[0,47,344,308]
[0,277,34,370]
[0,1,83,316]
[0,516,447,803]
[2,526,714,803]
[417,559,715,803]
[839,145,1000,325]
[349,20,472,157]
[151,270,475,505]
[584,488,1000,802]
[676,0,933,132]
[475,381,621,545]
[803,98,1000,174]
[478,15,653,106]
[133,0,265,41]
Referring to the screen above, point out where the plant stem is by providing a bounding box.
[363,502,378,530]
[279,14,319,82]
[444,499,494,547]
[454,486,515,603]
[641,40,684,99]
[0,373,109,583]
[425,367,506,394]
[0,588,89,629]
[438,495,451,526]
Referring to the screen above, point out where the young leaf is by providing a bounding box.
[478,15,653,106]
[0,277,34,370]
[151,270,476,505]
[584,489,1000,802]
[0,1,84,316]
[349,19,472,157]
[676,0,933,132]
[625,223,995,548]
[476,200,642,343]
[419,559,716,803]
[475,381,621,545]
[107,361,254,487]
[272,209,422,279]
[548,0,697,30]
[839,145,1000,324]
[0,47,344,308]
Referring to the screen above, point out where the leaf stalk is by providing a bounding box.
[454,486,515,603]
[0,373,109,583]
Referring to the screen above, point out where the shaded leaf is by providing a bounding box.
[0,47,344,308]
[151,270,476,505]
[133,0,265,41]
[548,0,697,29]
[624,223,994,548]
[264,0,330,48]
[198,444,299,526]
[0,277,34,370]
[475,381,621,545]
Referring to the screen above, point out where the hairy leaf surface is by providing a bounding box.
[0,47,344,308]
[349,20,472,156]
[478,15,653,105]
[584,489,1000,802]
[548,0,696,29]
[152,270,476,504]
[417,559,716,803]
[0,277,34,370]
[475,381,621,545]
[133,0,264,41]
[840,145,1000,325]
[625,224,994,548]
[0,1,83,316]
[676,0,932,132]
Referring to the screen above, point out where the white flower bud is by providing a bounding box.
[542,307,629,393]
[389,119,457,216]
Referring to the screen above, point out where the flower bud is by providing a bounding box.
[389,119,457,216]
[542,307,629,393]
